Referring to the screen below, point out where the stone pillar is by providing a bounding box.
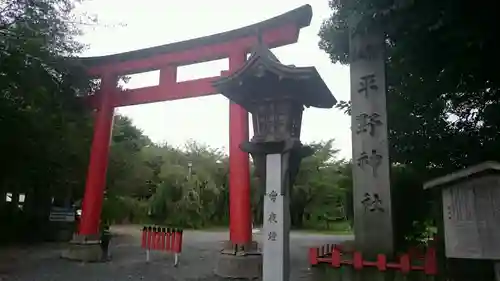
[263,153,291,281]
[62,75,116,262]
[349,15,394,257]
[240,143,310,281]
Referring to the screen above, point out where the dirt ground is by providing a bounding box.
[0,225,352,281]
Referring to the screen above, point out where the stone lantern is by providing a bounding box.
[214,43,335,143]
[213,41,336,281]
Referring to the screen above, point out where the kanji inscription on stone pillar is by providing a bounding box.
[263,153,290,281]
[349,15,394,256]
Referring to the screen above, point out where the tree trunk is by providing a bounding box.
[290,207,304,228]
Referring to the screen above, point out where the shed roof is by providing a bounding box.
[423,161,500,190]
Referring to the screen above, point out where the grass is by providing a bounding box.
[296,221,353,235]
[177,221,354,235]
[195,227,353,235]
[115,221,353,235]
[295,228,353,235]
[190,226,229,232]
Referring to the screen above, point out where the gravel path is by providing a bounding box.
[0,225,352,281]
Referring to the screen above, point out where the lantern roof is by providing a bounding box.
[212,42,336,112]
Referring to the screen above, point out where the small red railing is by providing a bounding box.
[309,244,437,275]
[141,226,183,266]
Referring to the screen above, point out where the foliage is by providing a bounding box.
[0,0,95,244]
[291,140,347,229]
[102,117,351,230]
[107,115,153,199]
[319,0,498,247]
[102,195,149,224]
[319,0,500,171]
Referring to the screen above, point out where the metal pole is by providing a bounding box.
[263,153,290,281]
[187,161,193,179]
[174,253,179,267]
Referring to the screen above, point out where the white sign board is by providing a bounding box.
[442,178,500,259]
[49,207,75,222]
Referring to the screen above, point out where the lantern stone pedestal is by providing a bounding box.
[61,234,104,262]
[215,241,262,279]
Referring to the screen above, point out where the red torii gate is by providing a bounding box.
[76,4,312,253]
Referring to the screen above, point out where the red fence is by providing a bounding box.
[141,226,183,266]
[309,244,437,275]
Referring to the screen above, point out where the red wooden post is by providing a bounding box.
[353,252,363,270]
[155,228,162,250]
[147,226,154,249]
[171,228,176,251]
[141,226,147,248]
[175,229,183,253]
[376,254,387,271]
[309,248,319,265]
[424,247,437,275]
[331,249,341,268]
[400,254,411,274]
[78,75,116,236]
[228,51,251,245]
[151,227,158,250]
[160,227,166,250]
[150,227,155,249]
[166,228,172,251]
[172,229,182,253]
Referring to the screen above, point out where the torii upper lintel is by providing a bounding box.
[77,4,312,76]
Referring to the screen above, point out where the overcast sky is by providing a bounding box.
[76,0,352,160]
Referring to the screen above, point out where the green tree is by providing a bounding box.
[319,0,500,172]
[0,0,96,243]
[102,131,351,231]
[146,141,229,228]
[318,0,498,245]
[107,115,153,198]
[292,140,347,229]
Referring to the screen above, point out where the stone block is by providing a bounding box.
[215,252,262,279]
[61,235,104,262]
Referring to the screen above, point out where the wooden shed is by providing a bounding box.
[424,161,500,260]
